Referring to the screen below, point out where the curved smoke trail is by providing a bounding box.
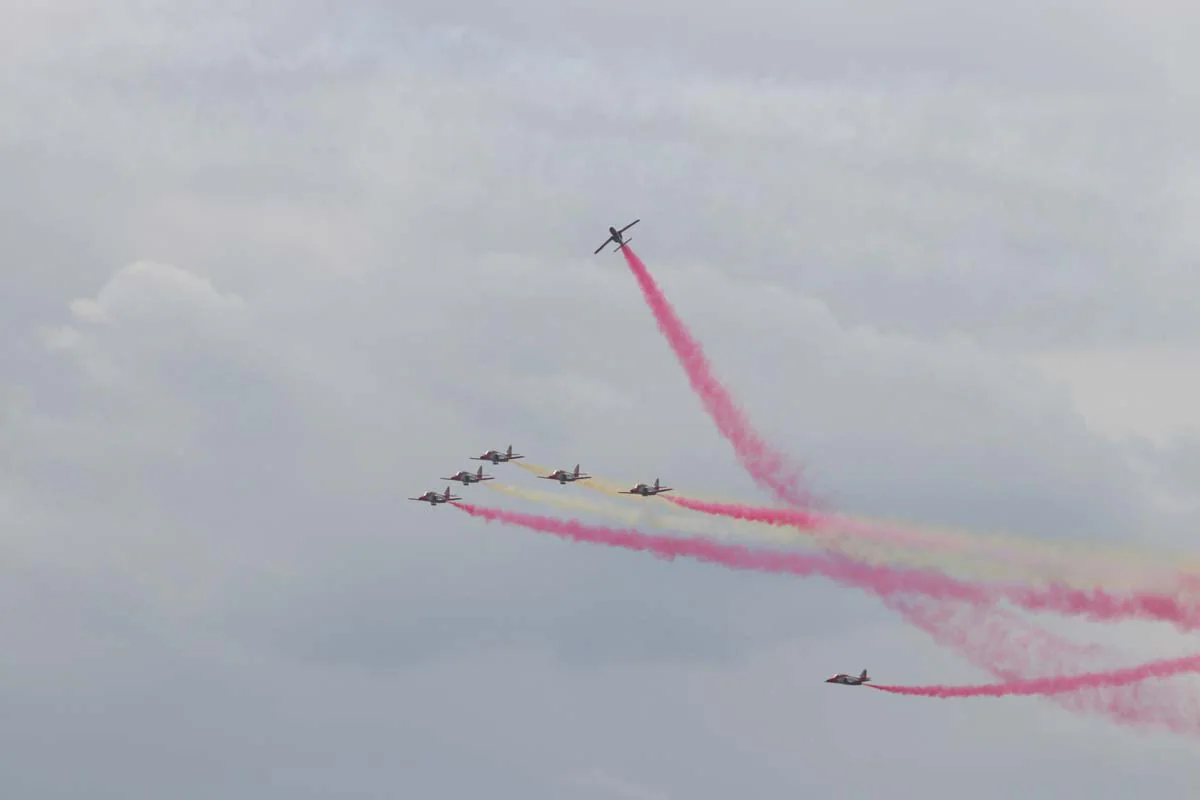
[620,247,810,507]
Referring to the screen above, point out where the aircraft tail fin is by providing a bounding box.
[506,445,513,457]
[860,670,869,681]
[477,465,484,478]
[574,464,580,476]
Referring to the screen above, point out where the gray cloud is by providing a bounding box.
[3,3,1199,796]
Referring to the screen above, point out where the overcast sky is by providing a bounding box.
[2,1,1199,797]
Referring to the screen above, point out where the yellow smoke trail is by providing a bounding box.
[487,481,1101,586]
[514,461,634,497]
[485,482,807,547]
[484,482,641,525]
[826,508,1200,588]
[658,481,1199,583]
[507,465,1197,590]
[489,479,1094,584]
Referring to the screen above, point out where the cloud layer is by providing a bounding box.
[2,2,1199,796]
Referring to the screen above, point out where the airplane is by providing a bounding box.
[825,670,870,686]
[618,478,673,496]
[409,486,462,506]
[538,464,592,484]
[442,466,494,485]
[470,445,524,464]
[593,219,639,254]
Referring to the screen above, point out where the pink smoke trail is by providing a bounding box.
[888,595,1200,734]
[868,651,1200,699]
[452,502,1200,630]
[452,501,991,603]
[620,247,810,508]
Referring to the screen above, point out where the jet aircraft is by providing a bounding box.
[618,478,673,496]
[443,466,494,485]
[825,670,870,686]
[471,445,524,464]
[539,464,591,484]
[409,487,462,506]
[593,219,639,254]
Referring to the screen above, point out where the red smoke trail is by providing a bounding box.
[888,596,1200,734]
[620,247,810,507]
[452,502,1200,630]
[868,652,1200,699]
[452,501,990,603]
[666,495,821,527]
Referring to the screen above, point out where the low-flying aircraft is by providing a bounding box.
[593,219,639,254]
[618,478,673,496]
[539,464,591,484]
[442,466,494,485]
[471,445,524,464]
[825,670,870,686]
[409,487,462,506]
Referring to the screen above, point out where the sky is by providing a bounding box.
[2,1,1199,796]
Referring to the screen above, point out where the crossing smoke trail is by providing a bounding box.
[619,247,809,508]
[868,652,1200,699]
[614,246,1200,725]
[451,503,1200,630]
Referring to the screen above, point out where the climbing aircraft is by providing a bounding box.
[593,219,639,254]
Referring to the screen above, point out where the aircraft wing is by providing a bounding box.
[619,219,640,233]
[593,235,615,255]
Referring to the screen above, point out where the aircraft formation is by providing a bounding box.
[410,443,668,503]
[411,223,871,687]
